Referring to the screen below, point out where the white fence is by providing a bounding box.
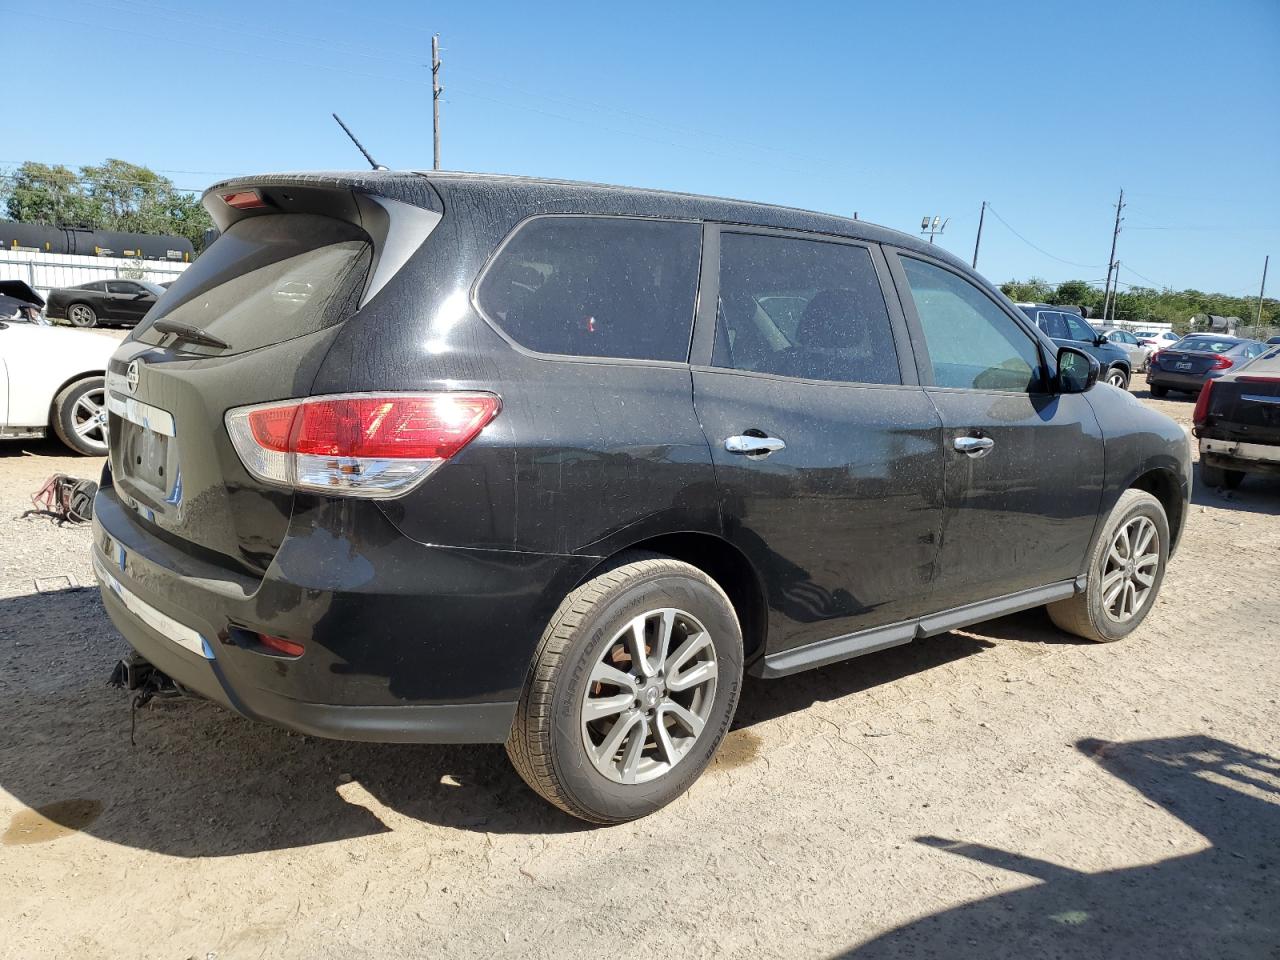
[0,249,190,299]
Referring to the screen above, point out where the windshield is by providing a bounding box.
[132,213,371,356]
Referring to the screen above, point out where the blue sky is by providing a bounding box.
[6,0,1278,294]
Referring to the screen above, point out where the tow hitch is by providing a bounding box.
[108,653,181,743]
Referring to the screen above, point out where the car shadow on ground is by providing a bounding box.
[0,589,1084,856]
[834,733,1279,958]
[1191,471,1280,516]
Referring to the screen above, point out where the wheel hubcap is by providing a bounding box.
[1101,515,1159,623]
[71,389,108,447]
[70,306,92,324]
[581,607,718,785]
[1108,371,1126,387]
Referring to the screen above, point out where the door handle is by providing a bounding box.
[953,435,995,458]
[725,434,786,456]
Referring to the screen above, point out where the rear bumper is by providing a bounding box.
[1199,437,1280,476]
[1147,369,1215,392]
[92,487,595,743]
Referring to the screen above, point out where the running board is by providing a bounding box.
[756,580,1079,679]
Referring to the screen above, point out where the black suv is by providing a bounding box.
[1017,303,1132,389]
[94,172,1190,823]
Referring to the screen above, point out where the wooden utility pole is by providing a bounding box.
[431,34,442,170]
[1102,188,1125,322]
[1256,255,1270,327]
[972,200,987,269]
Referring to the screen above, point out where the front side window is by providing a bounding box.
[476,216,701,362]
[900,257,1043,393]
[712,233,900,385]
[107,281,138,295]
[1064,314,1097,342]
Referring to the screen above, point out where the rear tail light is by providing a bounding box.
[1210,354,1234,370]
[226,392,501,498]
[1149,351,1161,365]
[1192,380,1214,427]
[1239,375,1280,383]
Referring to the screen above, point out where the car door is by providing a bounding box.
[690,227,946,660]
[887,252,1105,611]
[105,281,149,322]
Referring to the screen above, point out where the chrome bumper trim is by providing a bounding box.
[93,551,213,658]
[105,389,176,437]
[1200,437,1280,464]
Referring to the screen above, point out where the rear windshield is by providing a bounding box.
[133,213,372,355]
[1173,337,1236,353]
[475,216,701,362]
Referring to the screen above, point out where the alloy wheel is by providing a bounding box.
[1101,515,1159,623]
[68,304,95,326]
[581,607,718,785]
[1106,369,1128,389]
[71,387,108,447]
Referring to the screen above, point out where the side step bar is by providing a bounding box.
[755,580,1078,679]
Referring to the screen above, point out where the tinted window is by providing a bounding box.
[107,281,138,294]
[1064,314,1097,342]
[80,281,108,292]
[134,213,372,356]
[477,216,701,362]
[1037,311,1070,339]
[900,257,1042,393]
[712,233,900,385]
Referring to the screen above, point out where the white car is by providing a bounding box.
[1,316,117,455]
[1135,330,1180,350]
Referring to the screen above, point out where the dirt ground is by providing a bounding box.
[0,387,1276,960]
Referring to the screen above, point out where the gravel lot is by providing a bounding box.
[1,387,1277,959]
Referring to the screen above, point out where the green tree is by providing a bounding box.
[1,157,213,248]
[1000,278,1052,302]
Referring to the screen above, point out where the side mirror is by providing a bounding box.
[1057,346,1099,393]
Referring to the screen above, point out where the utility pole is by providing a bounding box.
[972,200,987,269]
[431,34,443,170]
[1102,188,1125,323]
[1257,254,1270,327]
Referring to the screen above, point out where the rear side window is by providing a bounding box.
[713,233,900,385]
[476,216,701,361]
[134,213,372,356]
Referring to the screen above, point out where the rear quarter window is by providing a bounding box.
[475,216,702,362]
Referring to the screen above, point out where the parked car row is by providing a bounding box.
[1016,304,1134,388]
[1146,334,1271,397]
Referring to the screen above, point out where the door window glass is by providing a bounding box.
[900,257,1043,393]
[107,281,137,295]
[1037,311,1070,339]
[1064,314,1097,342]
[476,216,701,361]
[713,233,900,384]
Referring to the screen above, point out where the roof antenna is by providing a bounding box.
[332,113,388,170]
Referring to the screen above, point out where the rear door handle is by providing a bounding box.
[725,434,786,456]
[953,435,995,458]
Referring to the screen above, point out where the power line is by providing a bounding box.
[984,205,1104,268]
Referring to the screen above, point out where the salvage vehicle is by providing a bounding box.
[1146,334,1268,397]
[1192,345,1280,488]
[94,171,1191,823]
[1,304,116,454]
[45,279,164,328]
[1016,304,1132,389]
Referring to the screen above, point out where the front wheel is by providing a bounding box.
[66,303,98,327]
[1047,489,1169,643]
[1149,384,1169,398]
[506,553,743,824]
[1104,367,1130,390]
[52,376,109,456]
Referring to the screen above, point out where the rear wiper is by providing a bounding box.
[152,319,230,350]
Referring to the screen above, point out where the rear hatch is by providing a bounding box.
[104,176,440,575]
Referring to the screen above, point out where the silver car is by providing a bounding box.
[1101,328,1153,372]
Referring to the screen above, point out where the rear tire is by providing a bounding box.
[506,553,743,824]
[1047,489,1169,643]
[1149,384,1168,398]
[52,376,109,456]
[1200,462,1244,490]
[66,303,98,328]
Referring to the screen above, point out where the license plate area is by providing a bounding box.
[121,422,172,494]
[1176,361,1192,370]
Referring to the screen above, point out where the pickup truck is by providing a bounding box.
[1192,345,1280,488]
